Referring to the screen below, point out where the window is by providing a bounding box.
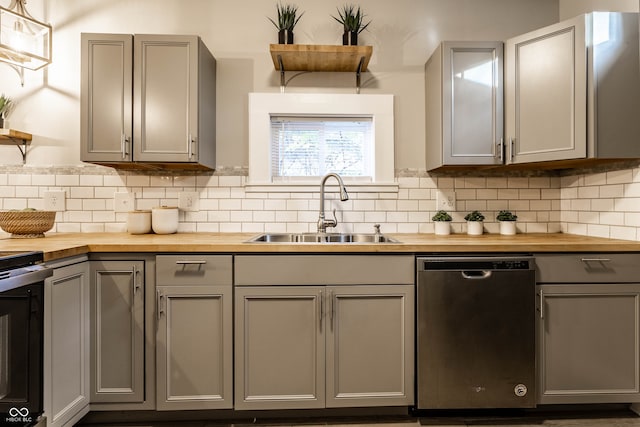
[270,116,373,180]
[248,93,396,192]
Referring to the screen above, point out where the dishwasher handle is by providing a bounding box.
[461,270,493,280]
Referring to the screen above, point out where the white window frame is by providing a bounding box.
[247,93,397,193]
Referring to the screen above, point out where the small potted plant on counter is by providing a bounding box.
[496,210,518,235]
[464,210,485,235]
[268,3,304,45]
[332,4,371,45]
[432,210,452,236]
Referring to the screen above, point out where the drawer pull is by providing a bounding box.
[580,258,611,263]
[175,260,207,265]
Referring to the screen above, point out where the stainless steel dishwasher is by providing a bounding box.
[416,256,536,409]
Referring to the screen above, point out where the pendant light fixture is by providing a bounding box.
[0,0,52,71]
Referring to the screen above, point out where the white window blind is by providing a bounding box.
[270,116,373,180]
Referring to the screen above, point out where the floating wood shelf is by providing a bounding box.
[269,44,373,92]
[0,129,33,164]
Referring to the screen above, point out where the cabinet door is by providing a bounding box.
[134,34,198,163]
[235,286,325,410]
[326,285,414,407]
[90,260,145,403]
[156,285,232,410]
[44,261,90,427]
[538,284,640,404]
[505,15,587,164]
[81,33,133,162]
[426,42,503,170]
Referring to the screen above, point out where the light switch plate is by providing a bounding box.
[44,191,66,211]
[436,190,456,211]
[178,191,200,212]
[114,192,135,212]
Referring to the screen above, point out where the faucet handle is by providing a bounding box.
[328,208,338,228]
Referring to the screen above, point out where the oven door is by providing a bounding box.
[0,282,44,424]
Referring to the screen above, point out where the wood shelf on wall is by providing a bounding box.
[269,44,373,92]
[0,129,33,164]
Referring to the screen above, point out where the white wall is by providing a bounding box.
[559,0,638,19]
[0,0,559,169]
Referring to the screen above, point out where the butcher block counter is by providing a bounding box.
[0,232,638,261]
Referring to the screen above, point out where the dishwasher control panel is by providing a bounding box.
[420,256,534,271]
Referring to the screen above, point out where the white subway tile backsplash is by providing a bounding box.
[0,163,638,241]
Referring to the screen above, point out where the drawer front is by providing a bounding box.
[535,253,640,283]
[156,255,232,286]
[235,255,414,286]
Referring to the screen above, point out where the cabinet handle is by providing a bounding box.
[188,134,196,159]
[510,137,515,162]
[498,138,504,162]
[319,290,324,332]
[156,290,165,320]
[580,258,612,263]
[330,290,335,331]
[121,134,130,160]
[537,290,544,319]
[132,265,141,294]
[175,260,207,265]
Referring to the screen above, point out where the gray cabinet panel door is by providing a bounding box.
[505,15,587,163]
[235,286,325,410]
[134,35,198,162]
[81,34,133,162]
[326,285,414,407]
[156,285,232,410]
[90,261,145,403]
[538,284,640,404]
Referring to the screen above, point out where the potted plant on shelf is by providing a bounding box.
[432,210,452,236]
[268,3,304,45]
[0,94,14,129]
[464,210,485,236]
[496,210,518,235]
[331,4,371,46]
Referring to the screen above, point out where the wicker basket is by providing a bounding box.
[0,210,56,238]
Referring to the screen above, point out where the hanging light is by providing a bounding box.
[0,0,52,70]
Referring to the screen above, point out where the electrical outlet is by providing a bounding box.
[114,192,135,212]
[44,191,66,211]
[178,191,200,212]
[436,190,456,211]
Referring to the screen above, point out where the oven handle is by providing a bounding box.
[0,266,52,294]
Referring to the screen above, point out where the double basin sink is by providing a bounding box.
[247,232,400,243]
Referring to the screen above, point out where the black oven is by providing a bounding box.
[0,252,51,427]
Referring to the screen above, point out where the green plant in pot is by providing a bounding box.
[432,210,452,235]
[332,4,371,45]
[464,210,485,235]
[496,210,517,235]
[268,3,304,45]
[0,94,14,129]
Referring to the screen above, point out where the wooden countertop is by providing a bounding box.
[0,232,638,261]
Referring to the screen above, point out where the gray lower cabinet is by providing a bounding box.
[155,255,233,410]
[89,260,145,404]
[234,255,415,411]
[44,256,90,427]
[536,254,640,404]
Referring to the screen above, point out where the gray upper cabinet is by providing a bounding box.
[505,12,640,165]
[425,41,504,171]
[81,33,216,170]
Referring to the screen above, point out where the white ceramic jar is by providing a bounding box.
[127,210,151,234]
[152,206,179,234]
[467,221,484,236]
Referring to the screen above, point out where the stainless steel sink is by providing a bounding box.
[246,233,400,243]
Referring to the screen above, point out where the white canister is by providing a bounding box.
[152,206,179,234]
[127,210,151,234]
